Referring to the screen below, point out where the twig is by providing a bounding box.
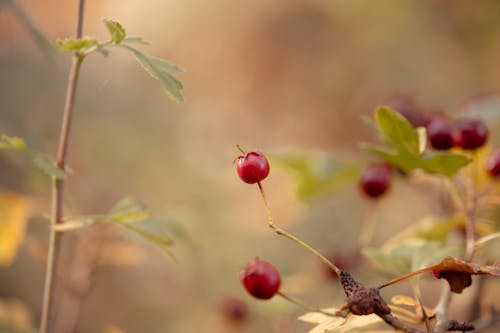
[39,1,85,332]
[432,285,451,333]
[277,291,335,317]
[256,182,341,276]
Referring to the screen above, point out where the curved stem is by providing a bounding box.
[39,2,85,333]
[277,291,335,316]
[256,182,341,276]
[377,266,434,290]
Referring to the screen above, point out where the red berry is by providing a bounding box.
[240,257,280,300]
[485,148,500,177]
[359,164,391,198]
[426,116,455,150]
[236,151,270,184]
[454,119,488,150]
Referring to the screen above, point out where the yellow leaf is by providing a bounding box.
[0,190,32,265]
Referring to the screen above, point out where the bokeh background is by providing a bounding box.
[1,1,500,332]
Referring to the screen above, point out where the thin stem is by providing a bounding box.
[465,151,479,261]
[358,200,377,248]
[277,291,335,316]
[432,286,451,333]
[256,182,341,276]
[39,2,85,333]
[377,266,434,290]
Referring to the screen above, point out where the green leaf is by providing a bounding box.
[419,151,472,177]
[375,106,419,154]
[361,143,419,173]
[122,223,175,260]
[271,151,361,201]
[32,153,65,179]
[122,36,149,45]
[108,197,151,224]
[122,45,183,102]
[103,19,126,44]
[0,134,26,150]
[56,37,98,52]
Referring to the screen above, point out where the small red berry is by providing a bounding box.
[236,150,270,184]
[359,164,391,198]
[453,119,488,150]
[426,116,455,150]
[240,257,281,300]
[485,148,500,177]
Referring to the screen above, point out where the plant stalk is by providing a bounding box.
[39,1,85,332]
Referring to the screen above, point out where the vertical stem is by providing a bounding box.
[465,151,479,261]
[358,201,377,248]
[39,2,85,333]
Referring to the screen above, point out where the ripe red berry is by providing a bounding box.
[485,148,500,177]
[426,116,455,150]
[359,164,391,198]
[236,151,270,184]
[453,119,488,150]
[240,257,281,300]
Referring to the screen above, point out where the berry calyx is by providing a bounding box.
[426,116,455,150]
[359,164,392,198]
[236,150,270,184]
[240,257,281,300]
[453,119,488,150]
[485,148,500,177]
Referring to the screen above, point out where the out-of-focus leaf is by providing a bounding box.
[122,45,183,102]
[474,233,500,263]
[122,224,175,260]
[363,107,472,177]
[431,256,500,293]
[32,153,65,179]
[0,298,33,331]
[122,37,149,45]
[102,326,125,333]
[364,239,459,274]
[103,19,126,44]
[299,310,387,333]
[271,151,361,201]
[375,106,419,153]
[383,215,465,247]
[0,135,26,150]
[420,151,472,177]
[390,295,436,318]
[0,192,32,265]
[57,37,98,53]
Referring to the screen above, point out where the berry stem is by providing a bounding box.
[39,2,85,332]
[358,200,377,248]
[464,151,479,261]
[256,182,341,277]
[377,266,434,290]
[277,291,335,316]
[236,144,246,154]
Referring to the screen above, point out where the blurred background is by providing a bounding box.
[1,0,500,332]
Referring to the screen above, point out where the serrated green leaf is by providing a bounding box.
[419,151,472,177]
[57,37,98,52]
[32,153,65,179]
[103,19,126,44]
[0,134,26,149]
[375,106,419,153]
[122,45,183,102]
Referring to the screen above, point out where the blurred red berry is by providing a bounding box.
[426,116,455,150]
[485,148,500,177]
[240,257,281,300]
[220,297,248,323]
[359,164,392,198]
[453,119,488,150]
[236,151,270,184]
